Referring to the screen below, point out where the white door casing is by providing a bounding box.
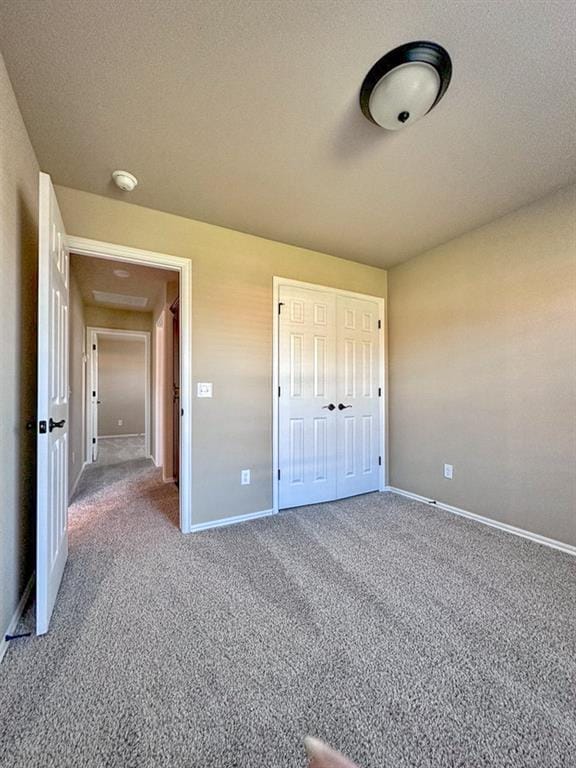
[66,236,193,534]
[278,282,383,509]
[36,172,70,635]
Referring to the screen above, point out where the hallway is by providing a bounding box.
[95,435,148,467]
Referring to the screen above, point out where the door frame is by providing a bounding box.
[272,276,387,513]
[67,236,193,533]
[86,327,151,459]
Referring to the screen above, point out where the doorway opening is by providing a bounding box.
[68,252,182,522]
[64,240,192,536]
[86,328,150,466]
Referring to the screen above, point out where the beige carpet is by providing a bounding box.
[1,463,575,767]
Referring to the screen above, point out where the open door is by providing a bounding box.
[171,297,180,487]
[36,172,69,635]
[89,334,99,462]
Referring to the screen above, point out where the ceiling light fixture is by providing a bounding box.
[113,269,130,278]
[360,41,452,130]
[112,169,138,191]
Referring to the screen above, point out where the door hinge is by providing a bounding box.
[278,302,285,315]
[181,408,184,416]
[378,387,382,397]
[92,438,96,445]
[38,420,47,434]
[278,469,281,480]
[378,319,382,329]
[92,391,96,397]
[378,456,382,466]
[278,386,281,397]
[92,344,96,350]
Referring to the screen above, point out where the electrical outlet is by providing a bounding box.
[118,419,123,426]
[241,469,251,485]
[444,463,453,479]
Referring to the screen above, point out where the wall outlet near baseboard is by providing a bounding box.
[241,469,251,485]
[444,463,453,479]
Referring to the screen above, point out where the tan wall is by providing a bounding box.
[388,185,576,546]
[55,186,388,525]
[84,305,152,332]
[0,53,39,640]
[98,338,146,436]
[68,273,85,495]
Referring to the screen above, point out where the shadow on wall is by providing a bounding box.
[17,189,38,596]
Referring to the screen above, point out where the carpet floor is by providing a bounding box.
[1,464,575,767]
[95,435,147,466]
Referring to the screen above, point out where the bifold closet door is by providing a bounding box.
[278,285,338,508]
[278,285,381,509]
[335,293,381,499]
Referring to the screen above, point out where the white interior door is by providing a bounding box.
[279,285,338,508]
[278,284,382,510]
[335,294,381,498]
[36,172,69,635]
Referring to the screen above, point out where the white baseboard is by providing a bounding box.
[68,460,88,502]
[1,573,35,664]
[189,508,276,533]
[385,486,576,557]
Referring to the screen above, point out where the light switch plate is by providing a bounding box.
[197,382,213,398]
[444,463,453,479]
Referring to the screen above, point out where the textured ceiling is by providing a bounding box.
[71,253,176,313]
[1,0,575,268]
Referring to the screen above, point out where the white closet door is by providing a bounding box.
[335,294,381,499]
[278,285,338,508]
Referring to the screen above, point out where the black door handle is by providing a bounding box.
[338,403,352,410]
[49,418,66,432]
[322,403,336,411]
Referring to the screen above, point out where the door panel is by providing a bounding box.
[335,294,381,498]
[37,172,69,635]
[279,286,337,508]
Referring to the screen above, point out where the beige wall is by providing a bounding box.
[388,185,576,546]
[0,53,39,641]
[84,305,152,332]
[98,338,146,436]
[55,185,388,525]
[68,273,85,495]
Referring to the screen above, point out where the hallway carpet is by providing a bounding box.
[1,465,575,767]
[95,434,147,466]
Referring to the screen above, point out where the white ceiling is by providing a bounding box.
[1,0,575,268]
[71,253,176,313]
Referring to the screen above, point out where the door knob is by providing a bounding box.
[49,418,66,432]
[322,403,336,411]
[338,403,352,410]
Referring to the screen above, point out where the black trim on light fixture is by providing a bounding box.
[359,41,452,126]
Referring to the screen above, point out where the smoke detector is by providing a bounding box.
[112,170,138,192]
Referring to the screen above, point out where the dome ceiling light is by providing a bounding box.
[360,41,452,130]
